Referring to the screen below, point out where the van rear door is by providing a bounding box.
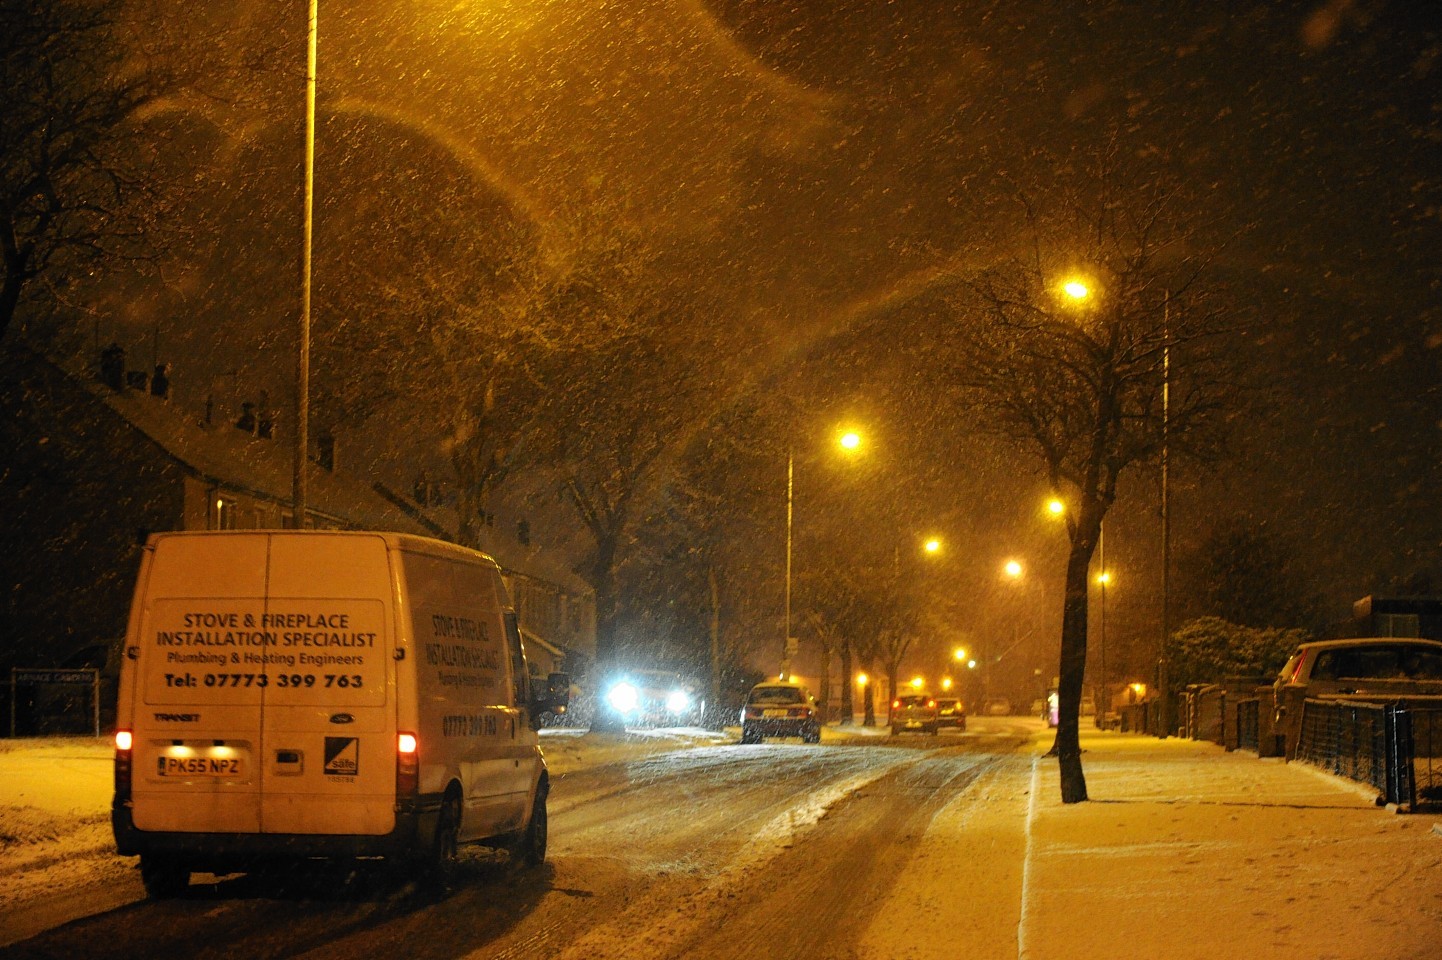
[131,533,270,834]
[258,534,395,836]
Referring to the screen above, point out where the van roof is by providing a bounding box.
[147,529,501,566]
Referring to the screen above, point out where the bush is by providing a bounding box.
[1164,616,1309,689]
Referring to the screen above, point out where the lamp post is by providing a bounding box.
[1096,563,1111,727]
[998,558,1026,707]
[782,429,863,679]
[293,0,320,528]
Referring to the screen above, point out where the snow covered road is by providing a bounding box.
[1,724,1035,959]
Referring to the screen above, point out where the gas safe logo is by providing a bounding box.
[324,737,359,778]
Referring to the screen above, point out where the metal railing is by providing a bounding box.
[1294,699,1442,812]
[1235,698,1259,752]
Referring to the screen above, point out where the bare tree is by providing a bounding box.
[530,317,717,730]
[945,157,1238,802]
[0,0,177,341]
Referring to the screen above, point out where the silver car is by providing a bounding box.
[1273,637,1442,757]
[739,680,822,744]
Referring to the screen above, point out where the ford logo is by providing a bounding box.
[329,713,355,724]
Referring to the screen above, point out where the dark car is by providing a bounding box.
[890,693,939,735]
[935,696,967,731]
[740,680,822,744]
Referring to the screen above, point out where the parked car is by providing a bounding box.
[935,697,967,731]
[739,680,822,743]
[890,693,939,735]
[1272,637,1442,758]
[983,697,1012,716]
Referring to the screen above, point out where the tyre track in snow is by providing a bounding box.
[536,747,1003,960]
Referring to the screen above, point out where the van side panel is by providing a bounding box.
[258,534,396,836]
[403,549,524,839]
[130,534,271,833]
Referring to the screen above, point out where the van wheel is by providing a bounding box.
[511,783,548,869]
[140,855,189,899]
[429,795,461,882]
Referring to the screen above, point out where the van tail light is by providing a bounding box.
[114,729,134,802]
[396,732,419,797]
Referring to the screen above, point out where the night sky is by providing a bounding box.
[43,0,1442,666]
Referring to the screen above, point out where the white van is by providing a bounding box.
[111,530,568,897]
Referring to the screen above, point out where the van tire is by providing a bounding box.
[429,795,461,882]
[510,782,548,869]
[140,855,189,899]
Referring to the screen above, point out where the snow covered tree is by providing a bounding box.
[942,154,1240,802]
[0,0,176,341]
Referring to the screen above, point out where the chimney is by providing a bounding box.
[316,430,336,472]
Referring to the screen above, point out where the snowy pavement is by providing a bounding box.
[3,721,1440,958]
[865,723,1442,960]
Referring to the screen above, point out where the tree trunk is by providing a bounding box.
[1054,525,1099,803]
[862,656,877,726]
[818,643,832,715]
[587,536,626,733]
[708,565,722,726]
[839,643,854,725]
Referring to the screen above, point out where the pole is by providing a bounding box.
[293,0,318,527]
[1099,523,1106,726]
[782,450,793,679]
[1160,290,1173,736]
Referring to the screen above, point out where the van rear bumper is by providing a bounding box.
[112,795,441,867]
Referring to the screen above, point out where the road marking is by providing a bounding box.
[1018,753,1040,960]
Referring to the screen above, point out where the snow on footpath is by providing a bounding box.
[862,724,1442,960]
[1020,728,1442,960]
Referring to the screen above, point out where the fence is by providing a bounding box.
[1294,699,1442,812]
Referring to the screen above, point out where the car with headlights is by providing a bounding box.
[935,696,967,731]
[739,680,821,743]
[889,693,939,735]
[1272,636,1442,758]
[603,669,704,727]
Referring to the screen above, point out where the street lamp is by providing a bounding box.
[293,0,320,527]
[1061,277,1091,303]
[995,558,1026,706]
[783,429,864,678]
[1095,536,1113,726]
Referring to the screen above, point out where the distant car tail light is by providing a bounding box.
[396,732,419,796]
[114,729,133,802]
[927,699,936,709]
[891,699,901,710]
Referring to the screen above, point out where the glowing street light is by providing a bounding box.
[923,537,943,555]
[1046,498,1065,518]
[1004,559,1023,579]
[1061,278,1091,302]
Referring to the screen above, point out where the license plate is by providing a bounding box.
[763,708,789,718]
[905,721,922,728]
[157,756,243,777]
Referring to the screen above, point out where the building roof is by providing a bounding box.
[94,376,435,536]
